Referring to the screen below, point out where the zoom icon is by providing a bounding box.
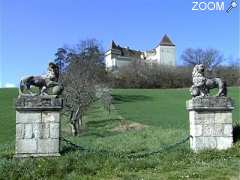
[226,0,238,13]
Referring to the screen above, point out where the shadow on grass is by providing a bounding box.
[60,131,120,155]
[112,94,153,104]
[79,130,120,138]
[233,123,240,143]
[61,145,80,155]
[86,118,120,128]
[78,118,122,138]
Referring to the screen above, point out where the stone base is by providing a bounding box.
[14,153,61,158]
[15,96,62,157]
[186,97,234,152]
[190,136,233,151]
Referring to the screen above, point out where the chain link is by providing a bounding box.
[60,135,192,158]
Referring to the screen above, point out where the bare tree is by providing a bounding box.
[181,48,225,69]
[61,39,111,136]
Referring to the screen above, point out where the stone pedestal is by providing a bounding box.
[186,97,234,152]
[15,96,63,157]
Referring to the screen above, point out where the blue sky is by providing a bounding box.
[0,0,239,87]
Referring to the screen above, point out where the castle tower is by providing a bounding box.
[158,34,176,66]
[105,41,121,69]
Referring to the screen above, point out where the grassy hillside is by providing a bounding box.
[113,87,240,129]
[0,88,18,144]
[0,87,239,179]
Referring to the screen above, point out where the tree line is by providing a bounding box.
[111,62,240,89]
[111,48,239,89]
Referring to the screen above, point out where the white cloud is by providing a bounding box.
[4,83,16,88]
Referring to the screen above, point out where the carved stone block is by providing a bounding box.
[215,112,232,123]
[216,137,233,150]
[16,139,37,154]
[37,139,59,154]
[223,124,233,136]
[187,97,234,152]
[190,124,202,136]
[24,124,33,139]
[50,123,59,139]
[42,112,60,123]
[16,112,41,123]
[16,124,24,139]
[32,123,50,139]
[15,96,62,157]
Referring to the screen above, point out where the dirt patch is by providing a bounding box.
[111,120,147,132]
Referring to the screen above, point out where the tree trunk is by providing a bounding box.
[70,107,82,136]
[70,120,76,136]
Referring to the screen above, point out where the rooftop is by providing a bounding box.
[159,34,175,46]
[110,41,143,59]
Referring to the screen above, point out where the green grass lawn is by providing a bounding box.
[112,87,240,128]
[0,87,240,179]
[0,88,18,144]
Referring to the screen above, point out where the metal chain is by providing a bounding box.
[60,135,192,158]
[127,135,192,158]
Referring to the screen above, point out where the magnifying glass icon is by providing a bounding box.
[226,0,238,13]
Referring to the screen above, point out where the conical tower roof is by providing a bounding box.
[159,34,175,46]
[110,40,118,49]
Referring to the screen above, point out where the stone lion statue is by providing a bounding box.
[19,62,63,96]
[190,64,227,98]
